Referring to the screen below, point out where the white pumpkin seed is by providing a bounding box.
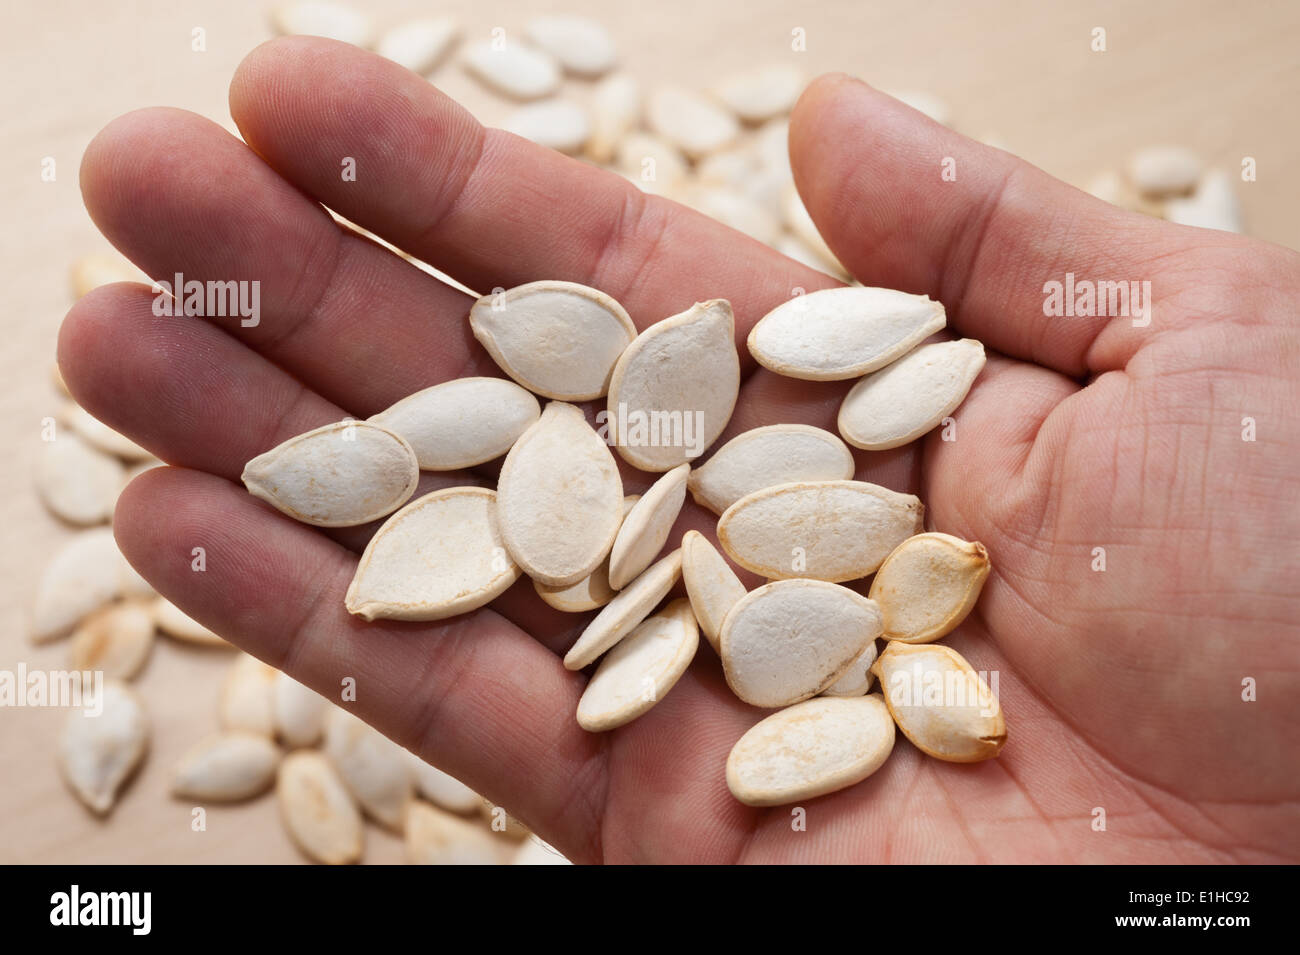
[32,529,139,642]
[1165,169,1242,233]
[463,39,561,100]
[70,252,147,297]
[616,132,687,195]
[682,185,782,244]
[680,530,746,654]
[748,286,947,381]
[151,596,227,647]
[563,548,682,670]
[68,601,155,680]
[586,72,641,163]
[607,299,740,472]
[820,640,878,697]
[577,598,699,732]
[607,464,689,589]
[1128,145,1202,196]
[783,187,847,275]
[720,579,882,708]
[726,694,894,806]
[525,15,617,76]
[58,680,147,814]
[172,733,281,801]
[497,402,624,587]
[219,653,277,737]
[688,424,856,515]
[870,532,990,644]
[647,86,739,158]
[534,495,639,612]
[503,99,591,153]
[242,419,418,527]
[324,708,413,831]
[406,801,500,865]
[277,750,364,865]
[37,432,124,525]
[61,404,152,460]
[717,480,923,582]
[408,751,481,814]
[374,16,460,73]
[469,281,635,401]
[714,64,804,123]
[273,672,330,747]
[774,233,841,275]
[270,1,373,45]
[345,487,521,620]
[838,339,986,450]
[872,642,1006,762]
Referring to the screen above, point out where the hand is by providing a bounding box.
[61,39,1300,863]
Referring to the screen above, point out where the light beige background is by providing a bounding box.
[2,0,1297,863]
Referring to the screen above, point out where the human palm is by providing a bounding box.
[61,39,1300,863]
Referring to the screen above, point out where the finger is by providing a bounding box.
[79,107,492,414]
[114,466,609,861]
[228,37,837,341]
[789,73,1211,376]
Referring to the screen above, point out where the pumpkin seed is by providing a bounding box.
[586,72,641,163]
[688,424,856,515]
[151,596,228,647]
[726,694,895,806]
[720,579,882,708]
[607,464,690,589]
[271,1,373,46]
[820,641,879,698]
[273,672,329,747]
[58,680,147,815]
[367,377,539,470]
[68,601,155,680]
[69,252,147,297]
[838,339,986,450]
[563,548,682,670]
[277,750,364,865]
[469,281,635,401]
[407,800,501,865]
[37,432,123,525]
[408,752,481,814]
[713,64,804,123]
[525,15,617,76]
[503,99,591,153]
[463,39,561,100]
[32,529,136,642]
[680,530,746,653]
[647,86,739,158]
[61,403,152,460]
[345,487,521,621]
[1128,145,1202,196]
[241,420,419,527]
[871,642,1006,762]
[577,598,699,731]
[324,708,413,831]
[172,733,281,801]
[534,495,639,612]
[870,533,990,644]
[219,653,277,737]
[497,402,624,587]
[717,480,923,582]
[374,16,459,74]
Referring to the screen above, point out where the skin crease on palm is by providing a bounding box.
[57,37,1300,864]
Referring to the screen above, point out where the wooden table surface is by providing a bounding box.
[2,0,1297,864]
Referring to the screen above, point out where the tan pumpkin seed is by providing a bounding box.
[838,339,986,450]
[870,533,990,644]
[408,751,481,814]
[608,464,690,589]
[346,487,521,621]
[151,596,227,647]
[607,299,740,472]
[720,579,882,708]
[407,801,501,865]
[463,39,561,100]
[577,598,699,732]
[59,681,147,814]
[820,640,879,697]
[680,530,746,653]
[503,99,591,153]
[717,480,923,582]
[68,601,155,680]
[270,1,373,45]
[586,72,641,163]
[273,672,330,747]
[367,377,539,470]
[219,654,277,737]
[277,750,364,865]
[748,286,946,381]
[32,529,139,642]
[374,16,460,74]
[70,252,147,297]
[172,733,281,801]
[688,424,856,515]
[497,402,624,587]
[714,64,805,123]
[726,694,895,806]
[37,432,124,525]
[60,404,152,460]
[534,495,639,612]
[1128,145,1202,196]
[563,548,682,670]
[469,281,635,401]
[647,86,739,158]
[241,420,418,527]
[872,642,1006,762]
[324,708,413,831]
[525,15,617,76]
[616,131,687,195]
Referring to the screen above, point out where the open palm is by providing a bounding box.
[60,39,1300,863]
